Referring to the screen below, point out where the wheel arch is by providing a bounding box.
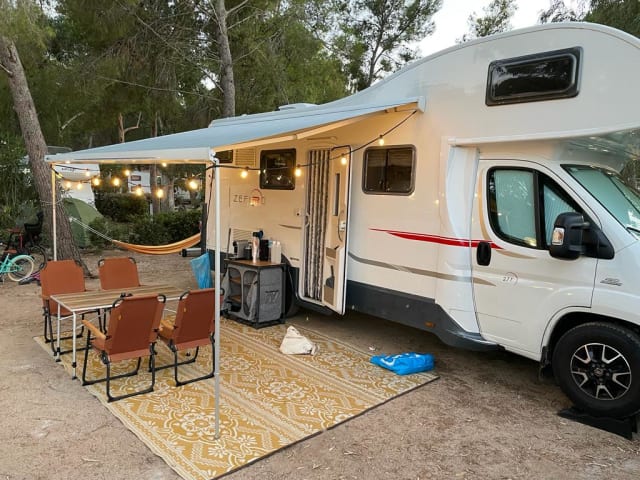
[542,312,640,366]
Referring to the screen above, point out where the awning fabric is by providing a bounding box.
[44,97,423,164]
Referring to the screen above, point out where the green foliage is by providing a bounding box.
[459,0,517,43]
[586,0,640,37]
[88,208,200,248]
[156,209,201,242]
[0,134,39,230]
[94,192,148,222]
[128,209,201,246]
[87,216,130,248]
[332,0,442,91]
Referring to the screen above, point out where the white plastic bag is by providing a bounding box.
[279,326,318,355]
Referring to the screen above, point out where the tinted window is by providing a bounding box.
[260,149,296,190]
[488,168,580,248]
[486,47,581,106]
[363,147,414,194]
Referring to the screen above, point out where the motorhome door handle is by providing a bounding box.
[477,241,491,266]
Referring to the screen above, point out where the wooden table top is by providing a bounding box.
[49,284,186,312]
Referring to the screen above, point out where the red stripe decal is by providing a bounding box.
[370,228,501,249]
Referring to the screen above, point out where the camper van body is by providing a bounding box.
[45,23,640,418]
[206,24,640,418]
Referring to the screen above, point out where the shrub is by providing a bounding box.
[87,217,131,248]
[95,192,148,222]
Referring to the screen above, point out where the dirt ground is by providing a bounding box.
[0,251,638,480]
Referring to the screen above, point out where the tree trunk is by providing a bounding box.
[214,0,236,118]
[0,36,90,275]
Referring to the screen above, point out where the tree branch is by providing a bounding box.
[0,61,12,76]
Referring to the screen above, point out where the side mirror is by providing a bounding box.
[549,212,589,260]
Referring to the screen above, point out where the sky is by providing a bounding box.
[419,0,574,55]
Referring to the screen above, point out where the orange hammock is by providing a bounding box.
[112,232,201,255]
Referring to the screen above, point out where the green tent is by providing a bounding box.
[63,198,103,247]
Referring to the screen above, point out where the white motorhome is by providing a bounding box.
[47,23,640,419]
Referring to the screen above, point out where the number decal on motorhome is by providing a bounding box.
[501,273,518,285]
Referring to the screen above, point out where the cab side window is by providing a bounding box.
[488,168,580,249]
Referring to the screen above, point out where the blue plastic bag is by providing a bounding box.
[190,253,212,289]
[370,352,434,375]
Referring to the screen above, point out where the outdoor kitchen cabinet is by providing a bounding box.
[224,259,285,327]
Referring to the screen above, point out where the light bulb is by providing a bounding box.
[64,181,72,189]
[123,168,131,176]
[161,162,168,168]
[188,179,198,190]
[241,168,249,179]
[340,156,347,165]
[156,188,164,199]
[378,135,385,146]
[294,166,302,177]
[112,177,121,187]
[135,186,143,196]
[84,170,91,177]
[92,177,101,186]
[76,182,83,190]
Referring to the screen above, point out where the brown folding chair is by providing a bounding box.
[157,288,217,386]
[40,260,100,354]
[97,256,141,290]
[81,293,165,402]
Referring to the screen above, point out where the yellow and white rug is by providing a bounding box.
[37,319,438,480]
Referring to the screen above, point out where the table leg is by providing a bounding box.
[72,311,77,379]
[56,304,61,362]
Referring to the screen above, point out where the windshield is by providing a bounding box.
[565,165,640,237]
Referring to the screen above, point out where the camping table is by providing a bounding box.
[50,284,185,379]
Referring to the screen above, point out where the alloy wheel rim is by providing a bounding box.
[570,342,631,400]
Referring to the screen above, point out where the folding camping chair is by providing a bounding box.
[40,259,101,354]
[156,288,217,386]
[97,256,141,290]
[81,293,165,402]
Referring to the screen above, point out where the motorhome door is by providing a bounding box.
[301,147,352,314]
[470,160,597,355]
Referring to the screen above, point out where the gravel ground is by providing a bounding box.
[0,251,638,480]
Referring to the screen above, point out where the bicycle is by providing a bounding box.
[1,212,47,271]
[0,249,36,282]
[0,212,48,282]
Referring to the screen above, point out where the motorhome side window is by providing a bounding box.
[488,168,581,248]
[260,149,296,190]
[363,146,415,194]
[486,47,581,106]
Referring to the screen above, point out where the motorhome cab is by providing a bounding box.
[48,23,640,419]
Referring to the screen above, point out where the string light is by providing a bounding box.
[378,135,385,146]
[294,165,302,177]
[155,188,164,199]
[240,168,249,179]
[92,177,101,186]
[134,186,144,196]
[123,168,131,176]
[112,177,121,187]
[188,178,199,190]
[75,182,83,190]
[340,155,348,165]
[64,180,72,189]
[161,162,168,167]
[84,170,91,177]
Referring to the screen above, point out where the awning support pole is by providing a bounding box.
[210,149,221,439]
[51,166,57,261]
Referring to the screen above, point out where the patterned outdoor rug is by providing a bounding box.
[36,318,438,480]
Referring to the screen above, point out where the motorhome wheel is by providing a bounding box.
[552,322,640,419]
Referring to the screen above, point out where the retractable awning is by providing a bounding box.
[44,96,424,164]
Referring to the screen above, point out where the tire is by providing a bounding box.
[7,255,35,282]
[552,322,640,418]
[27,245,47,273]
